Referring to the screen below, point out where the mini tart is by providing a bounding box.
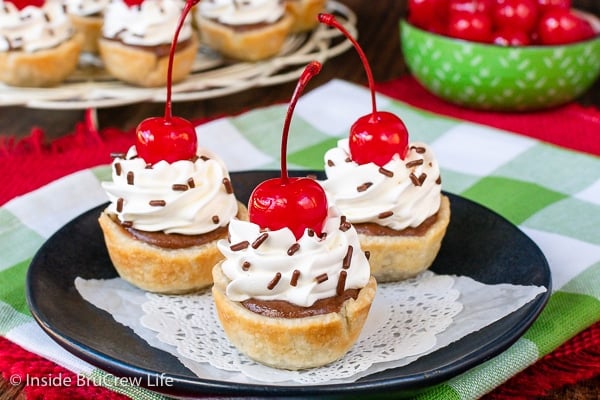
[196,13,293,61]
[212,263,377,370]
[284,0,327,32]
[98,201,248,294]
[97,34,198,87]
[0,33,83,87]
[359,195,451,282]
[68,14,103,53]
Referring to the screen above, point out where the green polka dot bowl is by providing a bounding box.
[400,19,600,112]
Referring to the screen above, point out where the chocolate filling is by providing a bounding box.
[242,289,360,318]
[111,213,228,249]
[102,36,193,58]
[207,15,284,33]
[353,212,439,237]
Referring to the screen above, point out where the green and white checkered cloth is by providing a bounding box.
[1,80,599,399]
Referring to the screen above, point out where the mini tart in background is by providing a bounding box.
[284,0,327,32]
[213,209,376,370]
[321,140,451,282]
[99,146,246,294]
[98,0,197,87]
[0,0,83,87]
[63,0,110,53]
[195,0,293,61]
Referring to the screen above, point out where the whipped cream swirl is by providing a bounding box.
[218,207,371,307]
[63,0,109,17]
[198,0,285,25]
[102,0,193,46]
[321,139,442,231]
[102,145,239,235]
[0,0,75,52]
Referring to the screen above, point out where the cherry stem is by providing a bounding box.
[164,0,198,122]
[318,13,378,120]
[280,61,322,183]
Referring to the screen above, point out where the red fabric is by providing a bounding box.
[1,75,599,399]
[0,336,129,400]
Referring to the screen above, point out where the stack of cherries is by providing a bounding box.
[408,0,597,45]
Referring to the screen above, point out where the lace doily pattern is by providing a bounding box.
[140,271,463,384]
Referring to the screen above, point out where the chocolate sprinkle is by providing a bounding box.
[267,272,282,290]
[406,159,424,168]
[336,270,347,296]
[365,250,371,260]
[251,232,269,249]
[378,167,394,177]
[172,184,188,191]
[343,245,353,269]
[418,173,427,185]
[290,269,301,286]
[315,273,328,284]
[409,173,420,186]
[242,261,251,271]
[149,200,166,207]
[116,198,124,213]
[230,241,250,251]
[200,155,210,161]
[436,176,442,184]
[411,146,426,154]
[187,178,195,188]
[287,243,300,256]
[126,171,134,185]
[378,211,394,219]
[345,157,352,163]
[222,177,233,194]
[212,215,220,224]
[327,159,335,167]
[307,229,315,237]
[357,182,373,192]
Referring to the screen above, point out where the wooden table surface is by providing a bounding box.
[1,1,599,399]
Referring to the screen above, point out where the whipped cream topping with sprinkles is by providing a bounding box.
[217,207,371,307]
[102,0,193,46]
[0,0,75,53]
[102,145,238,235]
[320,139,442,231]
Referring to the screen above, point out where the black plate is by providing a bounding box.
[26,170,551,398]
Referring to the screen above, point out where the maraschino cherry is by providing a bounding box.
[318,13,409,167]
[6,0,45,10]
[248,62,328,240]
[135,0,199,165]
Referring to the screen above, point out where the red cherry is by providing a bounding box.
[536,0,571,14]
[349,112,409,166]
[449,0,493,15]
[408,0,449,30]
[248,62,328,240]
[492,28,531,45]
[135,116,198,164]
[5,0,45,10]
[448,11,493,42]
[123,0,145,7]
[537,8,596,44]
[319,13,409,166]
[133,0,200,165]
[492,0,539,34]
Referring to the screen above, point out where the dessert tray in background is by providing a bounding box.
[0,1,354,110]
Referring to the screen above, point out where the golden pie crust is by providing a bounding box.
[360,195,451,282]
[212,262,377,370]
[98,201,248,294]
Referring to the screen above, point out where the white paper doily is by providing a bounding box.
[0,1,354,109]
[139,271,462,383]
[75,271,546,385]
